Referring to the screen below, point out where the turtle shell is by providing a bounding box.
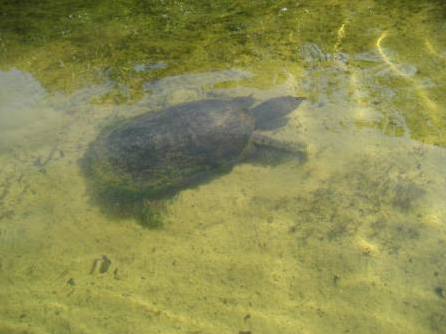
[84,97,256,199]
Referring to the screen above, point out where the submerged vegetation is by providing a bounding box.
[1,1,445,143]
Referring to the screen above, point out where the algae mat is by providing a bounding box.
[1,1,446,333]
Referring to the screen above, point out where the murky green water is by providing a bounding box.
[1,1,446,333]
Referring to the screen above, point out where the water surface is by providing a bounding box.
[0,1,445,333]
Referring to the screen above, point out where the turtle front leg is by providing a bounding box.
[246,132,307,165]
[251,132,307,153]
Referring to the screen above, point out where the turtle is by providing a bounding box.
[82,95,305,227]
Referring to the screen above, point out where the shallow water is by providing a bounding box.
[1,1,446,333]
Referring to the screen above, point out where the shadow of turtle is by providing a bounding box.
[79,96,306,228]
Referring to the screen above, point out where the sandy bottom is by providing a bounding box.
[1,65,446,334]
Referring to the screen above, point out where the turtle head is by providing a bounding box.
[250,96,304,131]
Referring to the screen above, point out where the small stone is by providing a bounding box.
[434,287,445,298]
[99,255,112,274]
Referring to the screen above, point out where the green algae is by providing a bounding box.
[1,1,444,145]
